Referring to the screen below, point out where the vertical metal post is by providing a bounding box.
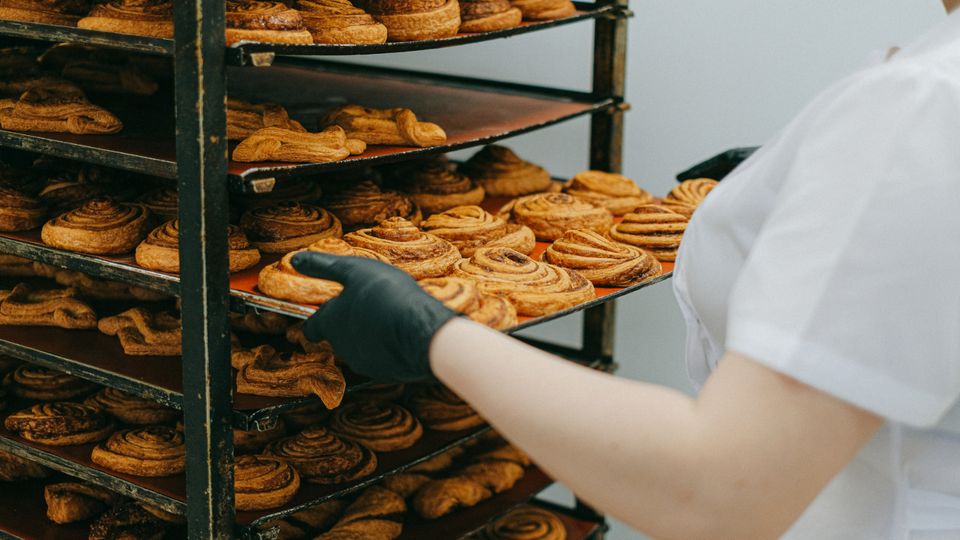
[173,1,235,538]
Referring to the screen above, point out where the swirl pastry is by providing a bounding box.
[408,384,484,431]
[77,0,173,37]
[460,145,553,197]
[86,387,179,425]
[608,205,689,262]
[97,307,182,356]
[0,0,90,26]
[0,449,49,481]
[453,247,594,316]
[0,86,122,135]
[266,500,347,540]
[265,426,378,484]
[235,179,323,210]
[364,0,459,41]
[234,419,287,454]
[88,502,166,540]
[542,229,662,287]
[41,199,149,255]
[232,345,346,409]
[664,178,718,209]
[478,505,567,540]
[296,0,388,44]
[232,126,367,163]
[259,238,387,304]
[91,425,185,477]
[137,187,178,221]
[419,277,518,330]
[562,170,654,215]
[61,57,159,96]
[315,486,405,540]
[0,254,40,277]
[0,283,98,329]
[510,0,574,20]
[240,202,342,253]
[5,402,114,446]
[8,364,98,400]
[225,0,314,45]
[397,157,485,215]
[322,180,421,231]
[323,104,447,147]
[0,186,45,231]
[459,0,521,32]
[135,219,261,274]
[234,454,301,511]
[499,193,613,241]
[329,401,423,452]
[344,217,459,279]
[227,97,306,142]
[421,205,535,257]
[44,482,118,525]
[229,311,290,335]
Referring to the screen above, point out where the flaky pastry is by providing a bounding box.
[0,0,90,26]
[364,0,460,41]
[5,402,114,446]
[459,0,522,32]
[664,177,718,208]
[344,216,460,279]
[498,192,613,241]
[478,505,567,540]
[397,156,485,215]
[330,401,424,452]
[0,283,97,329]
[296,0,388,44]
[0,86,122,135]
[510,0,574,20]
[420,205,535,257]
[232,126,367,163]
[264,426,378,484]
[234,454,301,511]
[419,276,518,330]
[322,180,421,231]
[77,0,173,37]
[227,97,306,141]
[542,229,662,287]
[225,0,314,45]
[135,219,261,274]
[240,202,342,253]
[91,425,186,477]
[608,205,689,262]
[0,186,45,231]
[232,344,346,408]
[41,199,149,255]
[562,170,654,215]
[97,307,182,356]
[44,482,117,525]
[323,104,446,147]
[460,145,552,196]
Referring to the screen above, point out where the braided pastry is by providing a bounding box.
[229,311,290,335]
[0,186,45,231]
[478,505,567,540]
[41,199,149,255]
[459,0,521,32]
[233,418,287,454]
[88,501,166,540]
[562,170,654,215]
[499,193,613,241]
[322,180,421,232]
[0,283,97,329]
[364,0,460,42]
[0,0,90,26]
[264,426,377,484]
[408,384,484,431]
[296,0,388,44]
[234,454,301,511]
[323,104,447,147]
[329,401,423,452]
[232,345,346,409]
[510,0,574,20]
[664,178,717,209]
[240,202,342,253]
[315,485,405,540]
[8,364,98,400]
[86,387,179,425]
[419,277,518,330]
[98,307,182,356]
[453,247,595,316]
[421,205,535,257]
[265,499,347,540]
[460,146,552,197]
[5,402,114,446]
[225,0,314,45]
[397,157,485,215]
[344,217,459,279]
[228,97,306,142]
[91,425,185,477]
[44,482,117,524]
[135,219,261,274]
[77,0,173,37]
[232,126,367,163]
[608,205,689,262]
[542,229,662,287]
[0,449,49,480]
[0,86,122,135]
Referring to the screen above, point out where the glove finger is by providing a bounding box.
[302,300,338,343]
[290,253,362,284]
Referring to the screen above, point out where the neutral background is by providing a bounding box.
[345,1,944,537]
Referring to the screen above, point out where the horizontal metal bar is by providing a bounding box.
[0,20,173,55]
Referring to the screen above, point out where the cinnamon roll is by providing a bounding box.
[227,97,306,142]
[44,482,118,525]
[0,449,49,481]
[234,454,301,511]
[77,0,173,38]
[408,384,484,431]
[264,426,377,484]
[315,486,405,540]
[364,0,460,41]
[453,247,595,316]
[9,364,98,401]
[322,180,421,231]
[0,283,98,329]
[5,402,114,446]
[41,199,149,255]
[89,502,166,540]
[660,200,697,218]
[85,387,179,425]
[97,307,182,356]
[234,419,286,454]
[478,505,567,540]
[0,0,90,26]
[135,219,261,274]
[0,86,122,135]
[225,1,314,45]
[322,104,447,147]
[344,217,459,279]
[421,205,535,257]
[265,500,347,540]
[232,345,346,409]
[510,0,574,20]
[562,170,654,215]
[136,187,178,221]
[608,205,688,262]
[664,178,717,209]
[296,0,388,44]
[397,156,485,215]
[91,425,185,477]
[229,311,291,335]
[232,126,367,163]
[419,276,518,330]
[542,229,662,287]
[499,193,612,242]
[259,238,387,304]
[240,202,342,253]
[460,145,553,197]
[459,0,521,31]
[329,401,423,452]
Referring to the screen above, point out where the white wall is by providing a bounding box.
[339,1,945,537]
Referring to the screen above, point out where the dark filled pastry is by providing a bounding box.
[608,205,689,262]
[0,186,45,231]
[264,426,378,484]
[314,486,405,540]
[38,267,167,302]
[542,229,662,287]
[97,307,182,356]
[88,502,167,540]
[0,449,49,481]
[460,145,552,197]
[363,0,459,41]
[77,0,173,37]
[137,187,178,222]
[227,97,306,141]
[663,177,718,215]
[408,384,484,431]
[420,205,535,257]
[91,425,185,477]
[0,86,122,135]
[343,217,459,279]
[5,402,114,446]
[225,0,314,45]
[60,55,159,96]
[44,482,118,524]
[498,192,613,241]
[322,104,447,147]
[419,276,518,330]
[477,505,567,540]
[329,401,423,452]
[86,387,179,425]
[265,499,347,540]
[41,199,149,255]
[0,0,91,26]
[510,0,574,20]
[232,126,367,163]
[562,170,654,215]
[8,364,99,400]
[322,180,421,232]
[395,156,485,215]
[459,0,521,32]
[240,202,342,253]
[0,283,98,329]
[229,311,291,336]
[233,418,286,454]
[135,219,261,274]
[231,345,346,409]
[234,454,301,511]
[295,0,388,44]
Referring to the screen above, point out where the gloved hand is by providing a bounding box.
[290,253,458,382]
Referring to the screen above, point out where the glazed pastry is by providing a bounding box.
[562,170,654,215]
[4,402,114,446]
[44,482,117,524]
[0,284,97,329]
[419,277,518,330]
[137,188,178,221]
[86,387,179,425]
[8,364,98,400]
[453,247,595,316]
[498,192,613,241]
[322,180,421,231]
[235,179,323,210]
[460,145,552,197]
[240,202,342,253]
[408,384,484,431]
[296,0,388,44]
[542,229,662,287]
[478,505,567,540]
[608,205,688,262]
[97,307,182,356]
[45,268,167,302]
[229,311,291,335]
[264,426,377,484]
[510,0,574,20]
[0,0,90,26]
[232,345,346,409]
[234,454,301,511]
[664,178,718,209]
[77,0,173,37]
[0,186,45,231]
[227,97,306,141]
[266,500,347,540]
[420,205,535,257]
[0,254,40,277]
[396,157,485,215]
[363,0,459,41]
[0,449,49,481]
[258,238,387,304]
[281,401,332,430]
[329,401,423,452]
[88,502,166,540]
[61,57,159,96]
[232,126,367,163]
[322,104,446,147]
[315,486,405,540]
[234,419,286,454]
[91,425,185,477]
[136,219,261,274]
[41,199,149,255]
[459,0,521,31]
[0,86,122,135]
[225,0,314,45]
[344,217,459,279]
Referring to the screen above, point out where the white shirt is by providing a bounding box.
[673,11,960,540]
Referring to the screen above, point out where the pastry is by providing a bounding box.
[135,219,261,274]
[296,0,388,44]
[452,247,595,316]
[226,0,314,45]
[408,445,464,473]
[232,126,367,163]
[344,217,459,279]
[234,454,301,511]
[235,179,324,210]
[97,307,182,356]
[266,500,347,540]
[396,157,485,215]
[85,387,179,425]
[459,0,521,32]
[41,199,149,255]
[44,268,168,302]
[234,419,287,454]
[264,426,377,484]
[0,449,49,480]
[478,505,567,540]
[281,401,331,431]
[664,178,718,209]
[91,425,185,477]
[542,229,662,287]
[36,169,113,213]
[498,193,613,241]
[0,186,45,231]
[660,200,697,218]
[419,276,518,330]
[240,202,342,253]
[4,402,114,446]
[232,345,346,409]
[229,311,291,335]
[44,482,118,524]
[137,188,178,221]
[0,283,98,329]
[329,401,423,452]
[0,86,122,135]
[460,145,552,197]
[227,97,306,141]
[315,486,405,540]
[88,502,166,540]
[420,205,535,257]
[322,180,421,231]
[61,57,159,96]
[322,105,446,147]
[562,170,654,215]
[0,254,41,277]
[77,0,173,37]
[8,364,98,400]
[258,238,387,304]
[408,384,484,431]
[608,205,688,262]
[0,0,90,26]
[510,0,574,20]
[364,0,459,42]
[381,472,432,498]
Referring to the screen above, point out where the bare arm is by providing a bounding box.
[430,318,882,540]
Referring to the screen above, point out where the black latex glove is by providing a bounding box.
[290,253,458,383]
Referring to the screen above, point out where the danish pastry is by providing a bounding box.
[329,401,423,452]
[227,97,306,141]
[37,177,107,214]
[364,0,460,41]
[664,178,717,209]
[322,180,421,231]
[137,187,178,221]
[0,283,98,329]
[420,205,535,257]
[562,170,654,215]
[234,454,301,511]
[459,0,522,32]
[86,387,179,425]
[97,307,182,356]
[225,0,314,45]
[419,276,518,330]
[608,205,688,262]
[478,505,567,540]
[315,486,405,540]
[8,364,98,400]
[296,0,388,44]
[322,104,446,147]
[264,426,378,484]
[41,199,149,255]
[5,402,114,446]
[0,186,45,231]
[408,384,484,431]
[542,229,662,287]
[77,0,173,37]
[232,126,367,163]
[91,425,186,477]
[397,156,485,215]
[510,0,574,20]
[460,145,552,197]
[232,344,346,409]
[0,86,122,135]
[344,217,459,279]
[0,0,90,26]
[135,220,261,274]
[44,482,117,524]
[88,502,166,540]
[499,192,613,241]
[240,202,342,253]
